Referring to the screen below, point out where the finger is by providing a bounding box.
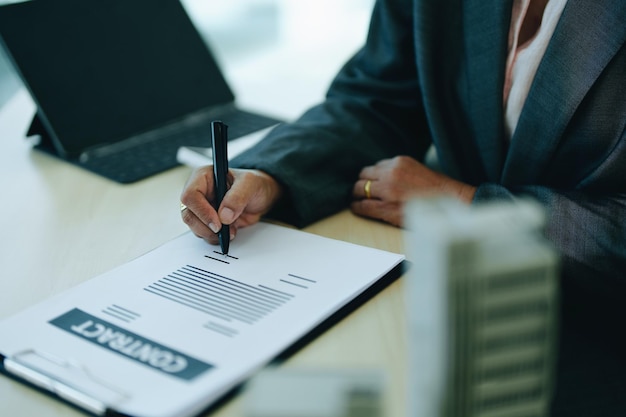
[219,171,267,224]
[181,205,219,241]
[359,158,392,179]
[209,223,237,245]
[180,167,222,233]
[350,199,403,227]
[183,208,232,246]
[352,178,377,200]
[215,170,237,227]
[228,223,238,241]
[204,233,220,246]
[358,165,378,180]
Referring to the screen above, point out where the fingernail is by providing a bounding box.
[221,207,235,224]
[208,222,220,234]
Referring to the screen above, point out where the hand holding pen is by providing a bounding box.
[180,135,284,249]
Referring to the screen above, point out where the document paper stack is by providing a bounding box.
[404,198,559,417]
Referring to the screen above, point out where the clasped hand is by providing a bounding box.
[351,156,476,227]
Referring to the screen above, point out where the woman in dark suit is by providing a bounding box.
[181,0,626,414]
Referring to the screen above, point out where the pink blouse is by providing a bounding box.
[504,0,568,139]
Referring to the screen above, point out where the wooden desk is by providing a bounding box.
[0,91,408,416]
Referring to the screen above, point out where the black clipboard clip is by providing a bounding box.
[3,349,130,415]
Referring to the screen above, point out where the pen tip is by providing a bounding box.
[219,235,229,257]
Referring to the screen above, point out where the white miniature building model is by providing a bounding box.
[405,198,559,417]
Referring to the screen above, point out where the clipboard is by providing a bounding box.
[0,222,405,417]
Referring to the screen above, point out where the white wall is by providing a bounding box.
[0,0,375,116]
[182,0,375,118]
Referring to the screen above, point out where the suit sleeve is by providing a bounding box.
[474,178,626,293]
[231,0,431,227]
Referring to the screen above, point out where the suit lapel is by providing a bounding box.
[502,0,626,184]
[462,0,513,182]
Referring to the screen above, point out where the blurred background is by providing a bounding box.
[0,0,375,117]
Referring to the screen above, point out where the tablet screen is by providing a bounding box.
[0,0,233,158]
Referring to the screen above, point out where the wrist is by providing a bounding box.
[440,176,476,204]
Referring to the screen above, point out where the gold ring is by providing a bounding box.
[180,202,187,212]
[364,179,372,199]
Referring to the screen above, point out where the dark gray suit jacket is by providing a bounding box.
[234,1,626,412]
[236,0,626,283]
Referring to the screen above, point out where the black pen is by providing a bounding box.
[211,120,230,255]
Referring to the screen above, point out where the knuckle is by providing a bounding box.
[180,193,193,207]
[181,209,195,225]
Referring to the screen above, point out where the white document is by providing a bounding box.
[176,125,277,168]
[0,222,404,417]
